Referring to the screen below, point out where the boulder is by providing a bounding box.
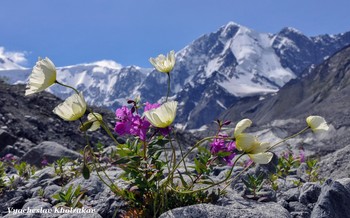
[311,179,350,218]
[0,129,17,152]
[160,201,291,218]
[317,144,350,179]
[299,182,321,205]
[19,141,82,167]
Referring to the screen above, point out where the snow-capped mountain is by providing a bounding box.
[0,60,151,110]
[0,47,27,70]
[163,22,350,129]
[1,21,350,130]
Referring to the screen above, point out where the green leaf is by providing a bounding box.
[112,157,132,165]
[198,179,215,185]
[217,151,232,157]
[177,170,188,188]
[79,121,93,132]
[82,164,90,180]
[194,158,203,174]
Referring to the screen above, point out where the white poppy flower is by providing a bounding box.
[144,101,177,128]
[149,50,176,73]
[306,116,329,133]
[87,113,103,131]
[234,118,273,164]
[53,92,86,121]
[234,118,252,137]
[25,57,57,96]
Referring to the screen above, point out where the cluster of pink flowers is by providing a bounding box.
[1,153,16,162]
[210,134,236,165]
[114,102,170,141]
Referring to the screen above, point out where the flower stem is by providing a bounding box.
[166,135,233,185]
[165,73,171,102]
[88,109,120,147]
[84,132,120,193]
[169,153,246,194]
[268,126,310,151]
[172,131,189,178]
[55,80,80,94]
[143,140,147,160]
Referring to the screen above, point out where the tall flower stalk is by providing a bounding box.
[149,50,175,102]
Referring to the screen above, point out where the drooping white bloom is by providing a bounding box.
[144,101,178,128]
[25,57,57,96]
[87,113,103,131]
[149,50,175,73]
[306,116,329,133]
[53,92,86,121]
[234,118,252,137]
[234,118,273,164]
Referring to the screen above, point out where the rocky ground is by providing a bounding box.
[1,80,350,218]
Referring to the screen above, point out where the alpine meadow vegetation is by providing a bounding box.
[17,52,330,217]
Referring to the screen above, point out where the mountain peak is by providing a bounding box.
[90,60,123,70]
[0,47,27,70]
[224,21,241,28]
[279,27,305,36]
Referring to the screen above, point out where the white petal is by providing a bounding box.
[306,116,329,133]
[235,133,258,152]
[234,119,252,137]
[248,152,273,164]
[53,92,86,121]
[87,113,102,122]
[251,142,271,154]
[144,101,177,128]
[25,57,56,96]
[88,121,101,131]
[149,51,176,73]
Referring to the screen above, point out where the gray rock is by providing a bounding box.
[290,211,311,218]
[280,187,300,202]
[33,167,56,183]
[66,173,109,196]
[311,179,350,218]
[317,144,350,180]
[3,214,57,218]
[299,183,321,205]
[160,201,291,218]
[26,167,57,189]
[336,178,350,191]
[0,129,17,152]
[288,201,310,214]
[22,199,52,210]
[0,190,29,216]
[58,213,102,218]
[278,199,289,210]
[43,185,62,200]
[92,195,125,218]
[19,141,82,167]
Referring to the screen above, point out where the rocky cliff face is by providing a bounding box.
[220,45,350,153]
[0,80,117,156]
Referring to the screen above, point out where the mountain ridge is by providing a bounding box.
[1,21,350,129]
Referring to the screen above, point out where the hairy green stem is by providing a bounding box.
[268,126,310,152]
[169,153,246,194]
[168,135,232,179]
[55,80,80,94]
[172,131,191,181]
[168,136,176,171]
[88,109,120,147]
[84,132,119,193]
[166,73,170,102]
[219,161,253,195]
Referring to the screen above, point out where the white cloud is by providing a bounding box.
[0,47,27,70]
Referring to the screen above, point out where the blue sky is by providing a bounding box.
[1,0,350,68]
